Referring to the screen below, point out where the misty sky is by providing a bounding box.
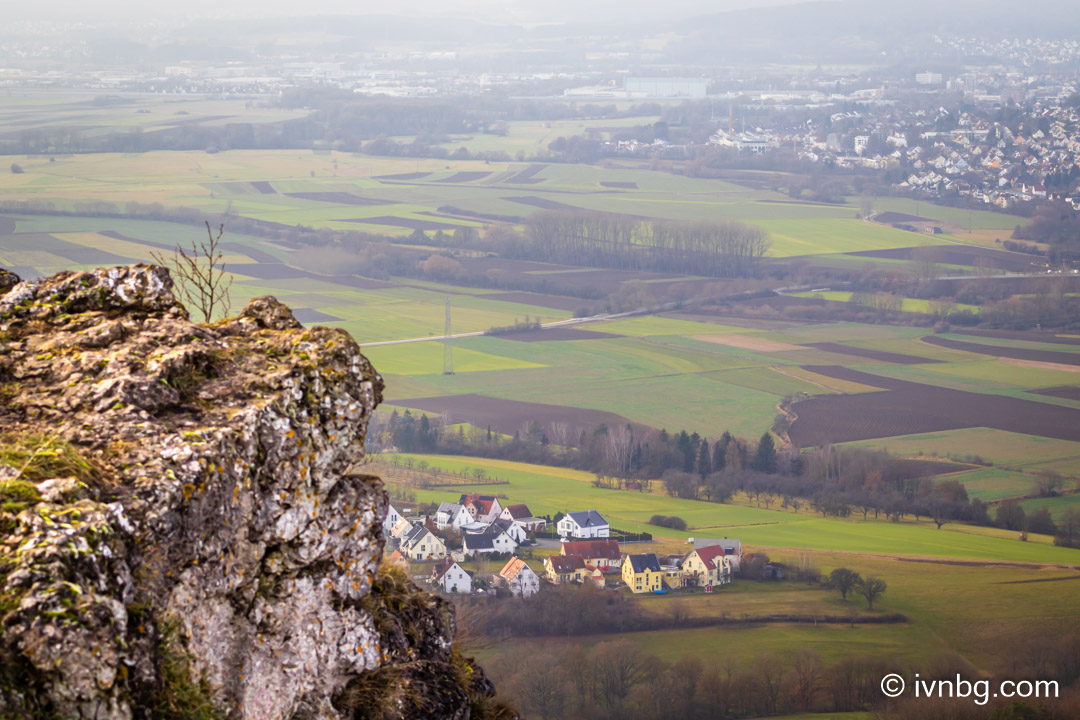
[12,0,802,25]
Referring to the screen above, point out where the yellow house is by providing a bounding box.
[680,545,732,588]
[544,555,604,587]
[622,553,664,593]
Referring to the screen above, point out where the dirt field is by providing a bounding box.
[0,217,16,235]
[434,172,492,183]
[692,334,803,352]
[804,342,941,365]
[922,336,1080,366]
[219,242,280,263]
[848,244,1036,272]
[788,365,1080,447]
[388,393,651,437]
[505,165,547,183]
[956,329,1080,346]
[502,196,582,211]
[1032,386,1080,401]
[250,181,276,194]
[2,232,136,266]
[874,212,932,224]
[498,327,622,342]
[292,308,343,323]
[374,172,431,181]
[284,192,390,205]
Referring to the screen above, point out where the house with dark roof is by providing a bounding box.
[560,539,622,568]
[557,510,610,539]
[543,554,605,587]
[400,525,446,561]
[435,502,472,530]
[462,528,517,557]
[622,553,664,593]
[485,517,528,544]
[499,503,547,532]
[430,558,472,594]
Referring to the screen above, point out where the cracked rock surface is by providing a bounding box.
[0,265,492,719]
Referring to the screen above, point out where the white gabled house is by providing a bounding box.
[557,510,610,539]
[459,493,503,524]
[383,503,403,536]
[400,525,447,561]
[486,517,528,544]
[498,557,540,597]
[691,538,744,571]
[462,529,517,557]
[435,502,472,531]
[499,504,548,532]
[430,558,472,594]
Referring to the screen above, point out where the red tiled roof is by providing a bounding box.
[431,558,456,581]
[500,557,531,580]
[692,544,727,571]
[503,503,532,519]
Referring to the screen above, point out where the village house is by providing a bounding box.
[692,538,744,571]
[681,545,733,588]
[462,528,517,557]
[382,503,403,536]
[400,525,447,561]
[434,502,472,531]
[499,503,548,532]
[430,558,472,594]
[543,554,605,587]
[560,539,622,568]
[622,553,665,593]
[557,510,610,539]
[498,557,541,597]
[459,493,503,523]
[486,517,528,544]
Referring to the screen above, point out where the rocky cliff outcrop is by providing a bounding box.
[0,265,499,719]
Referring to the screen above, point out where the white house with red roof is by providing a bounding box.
[498,557,540,597]
[691,538,743,571]
[459,493,503,523]
[430,558,472,594]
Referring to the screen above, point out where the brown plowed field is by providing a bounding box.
[788,366,1080,447]
[1031,386,1080,401]
[375,172,431,181]
[505,165,547,183]
[847,245,1036,272]
[921,336,1080,366]
[873,212,932,224]
[956,329,1080,346]
[250,181,276,194]
[503,196,582,211]
[434,172,492,183]
[804,342,941,365]
[284,192,390,206]
[389,393,651,438]
[0,217,16,235]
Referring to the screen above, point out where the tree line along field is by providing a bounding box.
[382,453,1080,675]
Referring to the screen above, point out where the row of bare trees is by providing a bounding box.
[519,211,771,277]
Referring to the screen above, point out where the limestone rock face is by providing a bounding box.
[0,265,491,719]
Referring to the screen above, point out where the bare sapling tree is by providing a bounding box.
[152,221,233,323]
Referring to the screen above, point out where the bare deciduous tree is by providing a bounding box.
[152,221,232,323]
